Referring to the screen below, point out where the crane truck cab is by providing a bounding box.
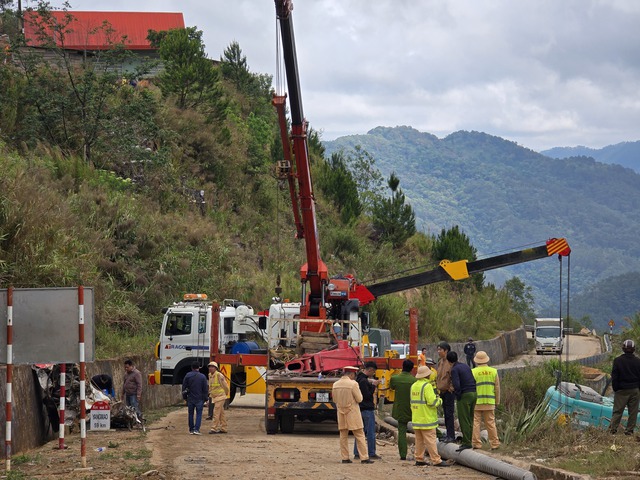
[535,317,564,355]
[151,295,265,392]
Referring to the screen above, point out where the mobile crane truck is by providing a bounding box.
[265,0,571,434]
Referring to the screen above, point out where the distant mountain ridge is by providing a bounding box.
[541,141,640,173]
[323,126,640,330]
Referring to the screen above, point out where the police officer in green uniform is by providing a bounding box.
[389,359,416,460]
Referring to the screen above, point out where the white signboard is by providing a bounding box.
[90,401,111,431]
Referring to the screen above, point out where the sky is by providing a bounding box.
[38,0,640,152]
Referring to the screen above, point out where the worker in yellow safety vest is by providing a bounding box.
[424,357,438,389]
[208,361,229,434]
[410,366,449,468]
[471,351,500,450]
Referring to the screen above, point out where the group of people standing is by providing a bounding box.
[332,341,500,466]
[182,361,230,435]
[389,341,500,466]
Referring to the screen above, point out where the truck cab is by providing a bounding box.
[153,295,262,385]
[535,317,564,355]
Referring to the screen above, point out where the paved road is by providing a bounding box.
[497,334,602,368]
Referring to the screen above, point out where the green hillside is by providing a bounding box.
[0,18,528,356]
[542,141,640,173]
[324,126,640,330]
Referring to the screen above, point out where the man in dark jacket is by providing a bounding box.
[609,339,640,435]
[389,360,416,460]
[464,338,477,368]
[354,361,381,459]
[448,351,477,451]
[182,362,209,435]
[436,341,456,443]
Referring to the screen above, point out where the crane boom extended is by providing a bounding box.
[274,0,328,323]
[354,238,571,305]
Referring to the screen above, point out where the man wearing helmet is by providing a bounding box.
[609,339,640,435]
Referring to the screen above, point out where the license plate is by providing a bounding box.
[317,392,329,402]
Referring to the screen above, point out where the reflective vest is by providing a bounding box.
[410,379,441,429]
[427,367,437,389]
[209,371,226,399]
[472,365,497,405]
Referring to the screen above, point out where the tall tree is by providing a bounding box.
[343,145,384,214]
[504,276,536,324]
[13,2,133,162]
[371,172,416,248]
[150,27,219,109]
[219,41,251,91]
[316,151,362,224]
[432,225,483,289]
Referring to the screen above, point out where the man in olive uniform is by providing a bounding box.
[332,366,374,464]
[411,366,449,468]
[389,359,416,460]
[472,351,500,449]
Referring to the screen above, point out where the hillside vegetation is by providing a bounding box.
[0,13,525,357]
[324,126,640,330]
[542,141,640,173]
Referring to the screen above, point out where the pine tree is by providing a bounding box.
[372,173,416,248]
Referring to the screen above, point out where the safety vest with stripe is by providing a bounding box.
[472,365,497,405]
[410,379,441,430]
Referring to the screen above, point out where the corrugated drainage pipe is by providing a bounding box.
[384,416,537,480]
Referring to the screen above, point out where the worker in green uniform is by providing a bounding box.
[389,359,416,460]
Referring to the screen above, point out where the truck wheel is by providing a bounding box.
[279,414,295,434]
[266,416,278,435]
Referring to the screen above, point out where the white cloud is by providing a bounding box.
[44,0,640,150]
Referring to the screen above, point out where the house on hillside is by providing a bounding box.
[22,10,185,76]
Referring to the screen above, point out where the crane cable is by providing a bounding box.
[557,251,571,418]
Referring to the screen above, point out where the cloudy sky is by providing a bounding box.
[41,0,640,151]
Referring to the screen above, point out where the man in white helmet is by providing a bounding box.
[609,339,640,435]
[207,361,229,434]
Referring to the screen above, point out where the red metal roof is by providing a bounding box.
[24,11,185,51]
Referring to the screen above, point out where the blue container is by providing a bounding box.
[231,341,260,355]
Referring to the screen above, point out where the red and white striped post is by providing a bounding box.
[5,286,13,472]
[58,363,66,449]
[78,286,87,467]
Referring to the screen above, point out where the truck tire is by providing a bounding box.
[279,414,295,434]
[266,415,278,435]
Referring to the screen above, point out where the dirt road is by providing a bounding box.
[146,400,497,479]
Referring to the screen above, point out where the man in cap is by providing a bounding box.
[464,338,477,368]
[472,351,500,449]
[332,366,374,464]
[411,366,449,468]
[609,339,640,435]
[435,341,456,443]
[354,361,381,460]
[389,359,416,460]
[424,357,438,389]
[182,362,208,434]
[207,361,230,434]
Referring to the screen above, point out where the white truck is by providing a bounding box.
[150,294,267,400]
[535,317,564,355]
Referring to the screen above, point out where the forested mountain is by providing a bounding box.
[323,126,640,331]
[541,141,640,173]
